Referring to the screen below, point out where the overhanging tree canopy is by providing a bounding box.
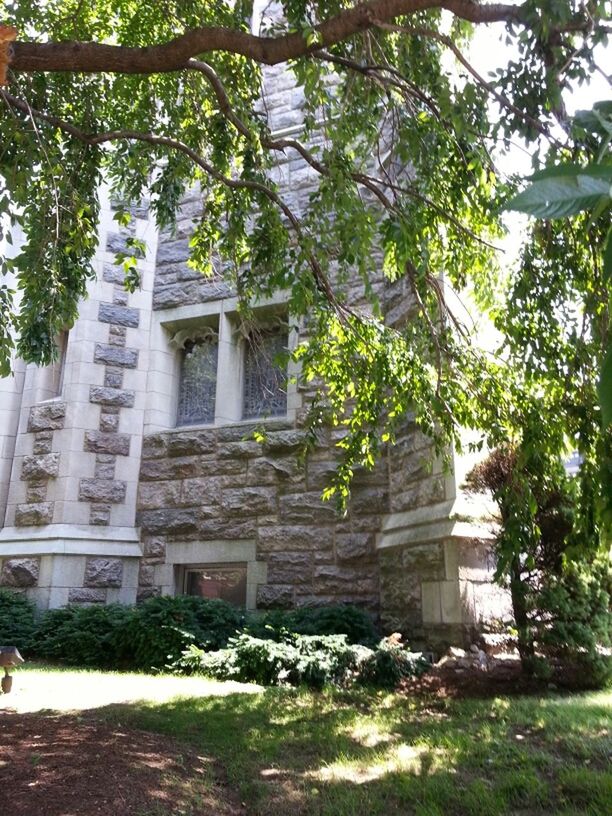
[0,1,610,516]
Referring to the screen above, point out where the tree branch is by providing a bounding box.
[10,1,525,74]
[0,88,345,314]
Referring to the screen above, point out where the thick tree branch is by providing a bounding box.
[10,1,525,74]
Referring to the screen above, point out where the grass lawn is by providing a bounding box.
[4,664,612,815]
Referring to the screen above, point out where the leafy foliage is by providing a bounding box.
[246,604,378,646]
[32,603,133,667]
[0,1,609,513]
[0,588,37,652]
[173,632,428,689]
[537,556,612,689]
[119,595,245,670]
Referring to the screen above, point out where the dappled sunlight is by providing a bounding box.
[306,742,449,785]
[1,666,263,714]
[342,720,399,748]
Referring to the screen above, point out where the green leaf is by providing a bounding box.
[599,340,612,428]
[506,164,612,218]
[603,225,612,285]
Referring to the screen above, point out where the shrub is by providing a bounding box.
[33,604,134,667]
[174,632,427,690]
[0,589,37,652]
[536,556,612,689]
[245,604,378,645]
[120,596,244,670]
[357,638,430,688]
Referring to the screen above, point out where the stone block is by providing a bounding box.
[102,263,125,284]
[98,302,140,328]
[94,458,116,479]
[26,481,48,502]
[137,480,182,510]
[180,478,224,507]
[197,518,257,540]
[156,237,191,266]
[106,232,130,254]
[100,413,120,432]
[94,344,138,368]
[137,508,198,534]
[89,386,136,408]
[335,533,374,562]
[267,552,313,585]
[421,581,442,624]
[79,478,127,503]
[84,557,123,588]
[262,430,308,453]
[246,457,303,486]
[112,289,129,307]
[218,441,261,458]
[0,558,40,587]
[349,486,389,515]
[221,487,276,516]
[28,403,66,432]
[141,434,168,459]
[279,492,338,523]
[21,453,60,481]
[139,457,200,481]
[402,543,445,580]
[313,565,378,595]
[142,537,167,560]
[258,525,333,552]
[257,584,294,609]
[166,432,216,457]
[104,368,124,388]
[84,431,130,456]
[90,504,111,525]
[137,586,161,602]
[68,587,106,604]
[15,502,54,526]
[138,564,155,587]
[32,431,54,455]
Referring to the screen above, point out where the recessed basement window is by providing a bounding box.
[184,563,247,607]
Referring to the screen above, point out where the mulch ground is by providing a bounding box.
[0,710,244,816]
[399,662,549,699]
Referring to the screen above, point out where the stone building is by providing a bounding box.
[0,7,507,647]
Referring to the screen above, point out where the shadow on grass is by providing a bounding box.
[93,687,612,816]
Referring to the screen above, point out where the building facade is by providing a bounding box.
[0,9,507,647]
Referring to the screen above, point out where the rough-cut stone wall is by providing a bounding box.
[136,422,385,610]
[14,403,66,526]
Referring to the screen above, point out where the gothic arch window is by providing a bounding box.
[175,329,219,426]
[242,327,288,420]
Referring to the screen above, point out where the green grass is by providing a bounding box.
[7,666,612,815]
[103,685,611,815]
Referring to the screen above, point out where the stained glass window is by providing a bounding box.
[177,336,218,426]
[242,329,287,419]
[185,564,247,607]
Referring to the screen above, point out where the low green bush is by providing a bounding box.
[120,595,244,670]
[33,596,245,670]
[173,633,428,690]
[0,589,37,652]
[536,556,612,689]
[33,603,133,667]
[245,604,378,645]
[356,638,428,688]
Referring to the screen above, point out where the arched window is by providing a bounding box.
[242,328,288,419]
[176,332,218,426]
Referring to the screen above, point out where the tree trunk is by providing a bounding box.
[510,555,534,673]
